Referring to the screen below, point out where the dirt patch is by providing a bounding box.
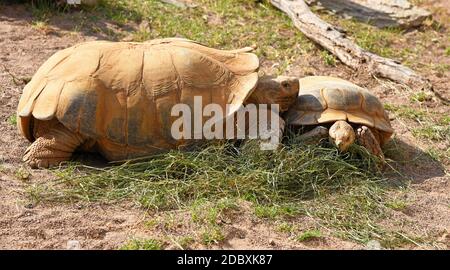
[0,2,449,249]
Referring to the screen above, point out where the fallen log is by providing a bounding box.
[270,0,434,93]
[305,0,431,28]
[159,0,447,103]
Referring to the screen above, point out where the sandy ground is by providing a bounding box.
[0,2,449,249]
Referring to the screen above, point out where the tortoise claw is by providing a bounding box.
[356,126,385,162]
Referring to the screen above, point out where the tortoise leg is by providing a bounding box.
[23,123,84,168]
[356,126,385,161]
[298,126,329,144]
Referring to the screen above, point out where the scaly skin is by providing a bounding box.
[23,122,84,168]
[298,122,386,163]
[356,125,385,161]
[298,126,329,143]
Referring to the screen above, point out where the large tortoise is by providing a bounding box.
[17,38,299,168]
[285,76,394,159]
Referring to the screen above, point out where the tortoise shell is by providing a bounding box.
[285,76,393,145]
[17,38,259,160]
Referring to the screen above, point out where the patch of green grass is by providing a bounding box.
[189,198,237,246]
[144,219,159,229]
[380,232,427,249]
[120,238,163,250]
[303,182,389,243]
[201,227,225,245]
[31,20,50,31]
[254,204,300,219]
[21,0,313,73]
[440,116,450,126]
[131,28,151,42]
[178,236,195,249]
[275,221,295,234]
[445,46,450,56]
[150,212,192,233]
[71,0,313,74]
[386,199,408,211]
[96,0,144,25]
[384,104,449,143]
[384,104,427,122]
[297,230,322,242]
[190,198,238,225]
[412,125,450,142]
[425,148,443,162]
[27,0,66,21]
[0,164,5,174]
[320,50,336,66]
[410,91,432,103]
[8,114,17,126]
[320,15,402,58]
[432,63,450,74]
[15,167,30,181]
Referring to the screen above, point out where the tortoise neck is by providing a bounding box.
[245,76,274,105]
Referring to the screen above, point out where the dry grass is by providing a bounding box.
[27,134,423,247]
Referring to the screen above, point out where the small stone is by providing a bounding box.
[365,240,383,250]
[67,240,82,250]
[24,203,34,209]
[269,239,276,246]
[237,231,246,239]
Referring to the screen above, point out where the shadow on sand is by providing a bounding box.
[384,138,447,183]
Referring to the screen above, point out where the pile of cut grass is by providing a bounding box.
[28,136,383,209]
[26,135,420,246]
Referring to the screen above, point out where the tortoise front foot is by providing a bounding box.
[356,126,385,162]
[23,124,84,169]
[298,126,329,144]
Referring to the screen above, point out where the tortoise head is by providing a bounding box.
[329,120,356,152]
[247,76,299,112]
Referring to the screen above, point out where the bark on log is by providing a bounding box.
[270,0,433,92]
[306,0,431,28]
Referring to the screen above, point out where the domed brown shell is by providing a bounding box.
[285,76,393,145]
[17,38,259,160]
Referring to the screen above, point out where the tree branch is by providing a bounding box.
[270,0,432,92]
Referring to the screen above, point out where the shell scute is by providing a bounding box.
[317,108,347,123]
[287,76,394,144]
[296,90,326,111]
[18,38,259,159]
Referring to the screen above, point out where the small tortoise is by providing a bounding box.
[17,38,299,168]
[285,76,394,159]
